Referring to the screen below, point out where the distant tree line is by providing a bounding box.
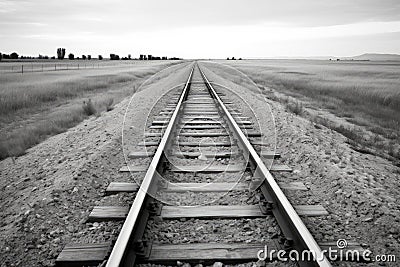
[110,53,179,60]
[0,48,182,61]
[57,48,66,59]
[226,57,242,60]
[138,54,180,60]
[1,52,20,59]
[38,54,50,59]
[110,54,120,60]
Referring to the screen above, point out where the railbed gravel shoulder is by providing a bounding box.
[0,63,192,267]
[200,62,400,266]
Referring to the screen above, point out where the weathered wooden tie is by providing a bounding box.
[260,151,281,159]
[184,111,219,115]
[56,243,111,267]
[87,204,328,221]
[105,181,307,195]
[180,120,224,124]
[128,151,155,158]
[164,182,307,192]
[88,206,129,221]
[176,141,233,146]
[178,132,229,137]
[144,132,163,137]
[119,165,148,172]
[170,163,291,173]
[152,120,170,125]
[245,131,263,137]
[106,182,139,194]
[170,151,238,158]
[150,125,168,129]
[269,164,293,172]
[56,240,367,266]
[180,125,225,130]
[138,140,160,147]
[170,164,245,173]
[143,243,279,264]
[160,205,328,219]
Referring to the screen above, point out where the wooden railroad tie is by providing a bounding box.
[55,243,111,267]
[56,240,367,266]
[174,141,233,146]
[119,165,148,172]
[87,204,328,222]
[160,205,328,219]
[128,150,281,161]
[170,151,239,158]
[138,140,160,147]
[105,181,307,195]
[144,132,163,137]
[179,125,227,130]
[128,150,252,160]
[143,241,369,264]
[178,132,230,137]
[169,164,246,173]
[169,164,291,173]
[184,111,219,115]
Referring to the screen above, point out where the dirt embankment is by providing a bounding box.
[201,61,400,266]
[0,62,191,267]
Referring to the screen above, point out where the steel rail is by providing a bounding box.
[106,64,195,267]
[198,65,332,267]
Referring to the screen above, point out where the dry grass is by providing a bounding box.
[224,59,400,160]
[105,98,114,111]
[82,99,97,116]
[286,100,303,115]
[0,70,151,118]
[0,107,85,158]
[229,60,400,132]
[0,59,151,73]
[0,61,178,159]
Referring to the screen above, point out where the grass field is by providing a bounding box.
[0,60,180,159]
[223,59,400,160]
[0,59,143,73]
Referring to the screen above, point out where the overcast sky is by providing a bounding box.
[1,0,400,58]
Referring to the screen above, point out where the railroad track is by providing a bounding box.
[56,63,362,266]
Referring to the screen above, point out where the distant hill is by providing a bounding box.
[248,53,400,61]
[346,53,400,61]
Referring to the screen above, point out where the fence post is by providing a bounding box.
[55,64,56,71]
[42,64,44,72]
[22,65,24,74]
